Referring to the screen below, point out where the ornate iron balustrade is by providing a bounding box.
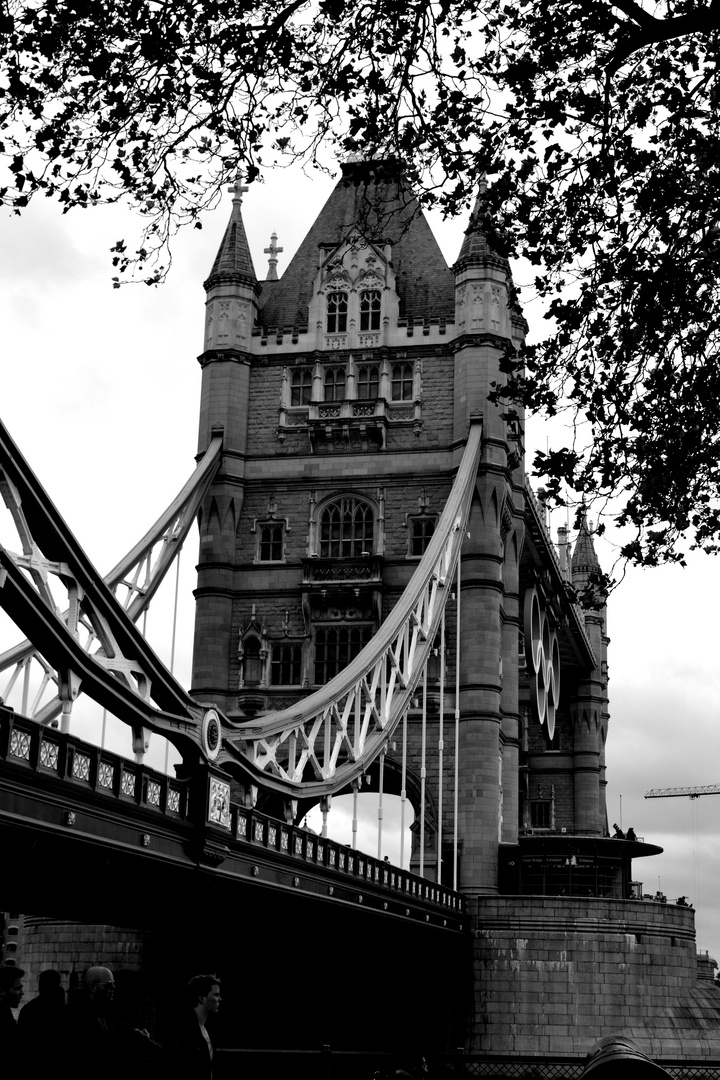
[2,709,188,819]
[1,706,465,922]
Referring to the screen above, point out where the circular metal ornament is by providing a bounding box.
[202,708,222,761]
[523,587,561,740]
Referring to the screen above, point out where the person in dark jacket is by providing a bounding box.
[18,969,68,1077]
[71,966,159,1080]
[0,966,24,1068]
[168,974,222,1080]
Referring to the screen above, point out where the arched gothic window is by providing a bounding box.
[357,365,379,400]
[319,497,374,558]
[326,292,348,333]
[242,638,262,686]
[360,290,381,331]
[410,516,436,557]
[270,642,303,685]
[259,523,284,562]
[391,362,414,401]
[291,368,312,406]
[324,367,346,402]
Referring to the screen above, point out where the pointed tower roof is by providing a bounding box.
[453,176,511,275]
[204,177,259,292]
[571,509,601,579]
[257,159,455,331]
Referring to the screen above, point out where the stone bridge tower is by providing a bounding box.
[190,161,720,1057]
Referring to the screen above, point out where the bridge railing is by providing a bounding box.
[1,706,189,819]
[234,803,465,916]
[1,705,465,920]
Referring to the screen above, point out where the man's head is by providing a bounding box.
[38,969,62,994]
[82,967,115,1011]
[188,974,221,1018]
[0,966,24,1010]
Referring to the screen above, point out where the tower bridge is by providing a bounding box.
[1,159,720,1062]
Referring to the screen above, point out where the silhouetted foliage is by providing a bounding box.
[2,0,719,566]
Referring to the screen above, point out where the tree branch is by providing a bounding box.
[607,0,720,72]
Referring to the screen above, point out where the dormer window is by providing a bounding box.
[357,364,379,400]
[392,362,414,400]
[360,290,381,331]
[291,368,312,406]
[324,366,346,402]
[326,291,348,333]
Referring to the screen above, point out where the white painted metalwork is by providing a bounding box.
[437,610,446,886]
[453,559,461,890]
[0,436,222,726]
[229,416,483,802]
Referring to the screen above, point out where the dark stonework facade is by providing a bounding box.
[189,159,720,1057]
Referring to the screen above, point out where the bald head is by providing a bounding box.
[83,967,115,1010]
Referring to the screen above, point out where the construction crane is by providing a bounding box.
[645,785,720,800]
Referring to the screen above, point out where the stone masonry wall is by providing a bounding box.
[471,896,720,1058]
[19,917,148,998]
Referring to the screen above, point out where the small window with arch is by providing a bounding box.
[324,366,346,402]
[326,291,348,333]
[258,523,284,562]
[360,290,381,332]
[270,642,303,686]
[242,637,263,687]
[290,368,312,406]
[391,362,414,401]
[357,364,379,401]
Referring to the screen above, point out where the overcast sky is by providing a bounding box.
[1,165,719,966]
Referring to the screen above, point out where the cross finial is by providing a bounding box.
[228,174,249,205]
[264,231,284,281]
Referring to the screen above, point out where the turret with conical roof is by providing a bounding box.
[193,179,259,709]
[202,177,260,356]
[569,507,610,835]
[571,507,602,587]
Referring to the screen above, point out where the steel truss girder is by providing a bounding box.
[227,417,483,800]
[0,420,225,755]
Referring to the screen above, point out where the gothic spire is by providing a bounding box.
[571,507,601,583]
[453,174,509,274]
[204,175,259,292]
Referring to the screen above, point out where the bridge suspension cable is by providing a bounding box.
[1,411,482,804]
[0,421,223,751]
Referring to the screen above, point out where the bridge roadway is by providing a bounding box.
[0,703,468,1051]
